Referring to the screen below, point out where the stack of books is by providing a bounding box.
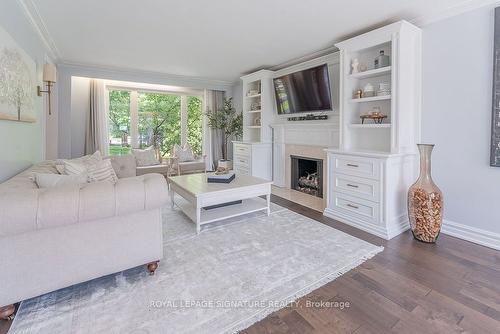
[207,171,235,183]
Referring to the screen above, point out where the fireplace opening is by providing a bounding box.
[290,155,323,198]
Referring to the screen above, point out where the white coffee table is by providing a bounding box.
[168,173,272,234]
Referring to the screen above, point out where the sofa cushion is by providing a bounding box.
[56,151,102,174]
[173,143,195,162]
[136,164,169,176]
[0,161,59,191]
[87,159,118,183]
[132,147,159,167]
[108,154,136,178]
[32,172,88,188]
[178,159,206,173]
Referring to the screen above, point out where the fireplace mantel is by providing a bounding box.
[270,120,340,147]
[271,121,339,188]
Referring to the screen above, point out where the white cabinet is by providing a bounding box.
[324,21,421,240]
[325,151,416,239]
[233,141,272,181]
[233,69,273,181]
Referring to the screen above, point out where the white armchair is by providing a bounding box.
[170,144,207,176]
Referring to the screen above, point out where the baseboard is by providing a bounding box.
[323,208,390,240]
[441,219,500,251]
[386,214,411,240]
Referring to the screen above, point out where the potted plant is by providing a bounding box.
[206,97,243,170]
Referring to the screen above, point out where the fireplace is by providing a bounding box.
[290,155,323,198]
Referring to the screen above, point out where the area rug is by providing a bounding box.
[8,199,383,334]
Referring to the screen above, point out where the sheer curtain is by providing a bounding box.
[85,79,109,156]
[203,89,225,170]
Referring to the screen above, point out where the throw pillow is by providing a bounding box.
[87,159,118,183]
[132,146,159,167]
[174,144,195,162]
[32,172,88,189]
[56,151,103,174]
[63,160,88,175]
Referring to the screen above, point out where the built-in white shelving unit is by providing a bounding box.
[324,21,422,240]
[338,21,421,153]
[232,70,273,180]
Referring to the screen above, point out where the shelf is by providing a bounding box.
[246,125,261,129]
[350,66,391,79]
[350,95,391,103]
[245,94,261,99]
[174,197,268,225]
[349,123,391,129]
[246,110,262,113]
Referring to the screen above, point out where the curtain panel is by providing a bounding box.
[204,89,225,170]
[85,79,109,156]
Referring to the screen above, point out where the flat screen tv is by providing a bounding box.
[273,64,332,115]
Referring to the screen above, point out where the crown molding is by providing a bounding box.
[410,0,500,27]
[17,0,61,61]
[58,61,235,90]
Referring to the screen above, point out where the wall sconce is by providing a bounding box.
[37,64,57,115]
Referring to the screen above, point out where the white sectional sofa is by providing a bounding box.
[0,155,169,319]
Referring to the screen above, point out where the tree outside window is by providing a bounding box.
[187,96,202,156]
[108,89,203,158]
[138,93,181,157]
[108,90,131,155]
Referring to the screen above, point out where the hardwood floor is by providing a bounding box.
[2,194,500,333]
[242,195,500,334]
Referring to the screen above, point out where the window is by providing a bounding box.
[107,86,204,158]
[138,93,181,156]
[187,96,202,156]
[108,90,131,155]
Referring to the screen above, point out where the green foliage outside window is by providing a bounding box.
[187,96,203,156]
[108,90,131,155]
[108,90,203,157]
[138,93,181,157]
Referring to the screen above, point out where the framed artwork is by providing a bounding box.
[0,26,36,123]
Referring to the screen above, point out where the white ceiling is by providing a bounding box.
[30,0,482,82]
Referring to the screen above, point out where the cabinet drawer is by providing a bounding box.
[332,174,380,202]
[234,164,250,175]
[233,144,251,157]
[330,192,380,224]
[332,156,380,179]
[234,155,251,168]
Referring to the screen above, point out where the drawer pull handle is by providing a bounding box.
[240,160,245,163]
[346,183,359,188]
[347,204,359,209]
[347,163,359,168]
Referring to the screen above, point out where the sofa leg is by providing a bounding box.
[0,304,15,321]
[147,261,159,275]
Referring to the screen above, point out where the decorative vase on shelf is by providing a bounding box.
[408,144,443,243]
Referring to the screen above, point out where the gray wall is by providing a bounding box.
[231,81,243,114]
[422,5,500,235]
[0,0,51,182]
